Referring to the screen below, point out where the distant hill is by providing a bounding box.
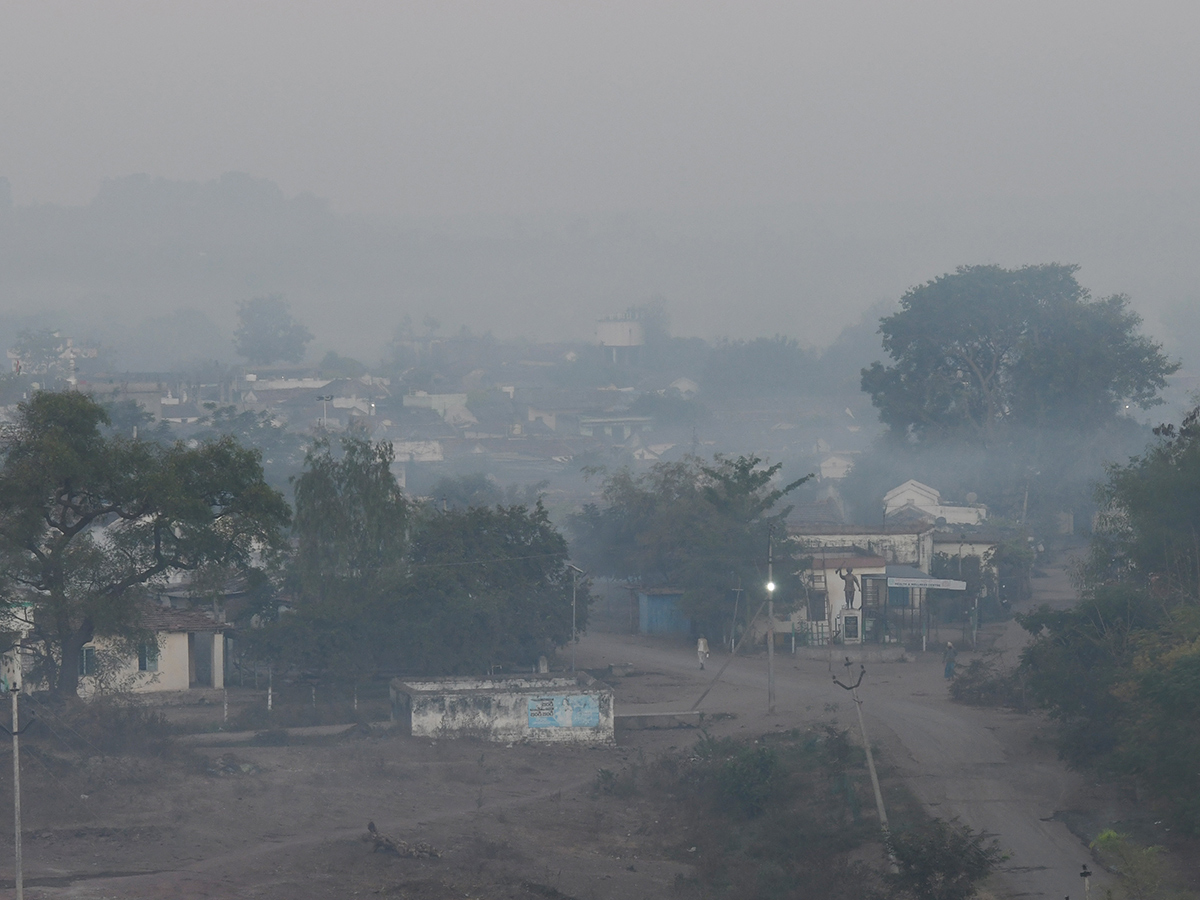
[1,173,1197,372]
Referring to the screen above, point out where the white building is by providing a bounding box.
[883,480,986,526]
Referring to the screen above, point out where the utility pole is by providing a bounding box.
[766,528,776,714]
[567,564,586,674]
[833,658,895,872]
[1,684,35,900]
[316,394,333,429]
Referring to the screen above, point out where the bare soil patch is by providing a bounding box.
[0,674,914,900]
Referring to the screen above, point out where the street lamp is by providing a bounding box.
[316,395,333,428]
[567,564,586,673]
[767,530,776,714]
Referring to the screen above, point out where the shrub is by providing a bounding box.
[887,817,1003,900]
[949,657,1027,710]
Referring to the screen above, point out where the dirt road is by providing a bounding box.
[576,564,1108,900]
[7,563,1104,899]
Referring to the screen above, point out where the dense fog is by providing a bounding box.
[2,5,1199,899]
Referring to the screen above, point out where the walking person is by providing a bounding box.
[697,635,710,670]
[943,641,958,680]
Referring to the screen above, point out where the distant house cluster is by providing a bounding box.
[637,474,1006,654]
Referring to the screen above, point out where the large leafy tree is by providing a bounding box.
[401,501,577,672]
[1017,408,1200,832]
[194,404,308,493]
[861,264,1177,444]
[281,436,409,680]
[233,294,313,365]
[571,454,811,632]
[0,392,290,698]
[261,436,580,677]
[1092,406,1200,595]
[886,817,1003,900]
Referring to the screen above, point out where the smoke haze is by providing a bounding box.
[1,2,1198,361]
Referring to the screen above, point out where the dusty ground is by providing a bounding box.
[0,559,1192,899]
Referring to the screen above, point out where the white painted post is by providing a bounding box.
[267,666,273,712]
[834,662,897,874]
[212,632,224,690]
[12,687,23,900]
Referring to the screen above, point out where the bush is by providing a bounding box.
[949,657,1027,710]
[24,693,175,757]
[1090,830,1170,900]
[887,817,1003,900]
[715,744,778,819]
[644,728,884,899]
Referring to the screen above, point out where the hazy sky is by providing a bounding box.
[4,2,1199,218]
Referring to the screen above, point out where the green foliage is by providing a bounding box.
[988,538,1036,604]
[714,743,778,819]
[292,436,408,602]
[0,391,290,697]
[886,817,1003,900]
[1089,830,1172,900]
[948,656,1027,709]
[233,295,313,365]
[430,473,549,511]
[101,398,156,437]
[256,437,580,678]
[192,404,307,492]
[570,454,811,632]
[1018,411,1200,831]
[402,501,578,671]
[633,728,905,899]
[861,264,1177,445]
[1095,406,1200,596]
[1018,585,1154,766]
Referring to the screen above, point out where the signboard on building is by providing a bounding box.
[886,576,967,590]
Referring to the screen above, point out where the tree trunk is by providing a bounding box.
[54,622,93,700]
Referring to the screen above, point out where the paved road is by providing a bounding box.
[578,564,1107,900]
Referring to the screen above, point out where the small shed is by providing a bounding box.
[636,588,691,635]
[390,674,615,745]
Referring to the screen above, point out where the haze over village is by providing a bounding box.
[1,4,1200,900]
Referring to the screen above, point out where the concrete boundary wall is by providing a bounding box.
[390,674,615,745]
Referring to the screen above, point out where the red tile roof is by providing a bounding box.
[138,604,230,633]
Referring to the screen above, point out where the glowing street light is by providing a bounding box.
[767,532,776,713]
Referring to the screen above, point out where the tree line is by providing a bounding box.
[0,392,580,699]
[1017,408,1200,834]
[570,454,811,638]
